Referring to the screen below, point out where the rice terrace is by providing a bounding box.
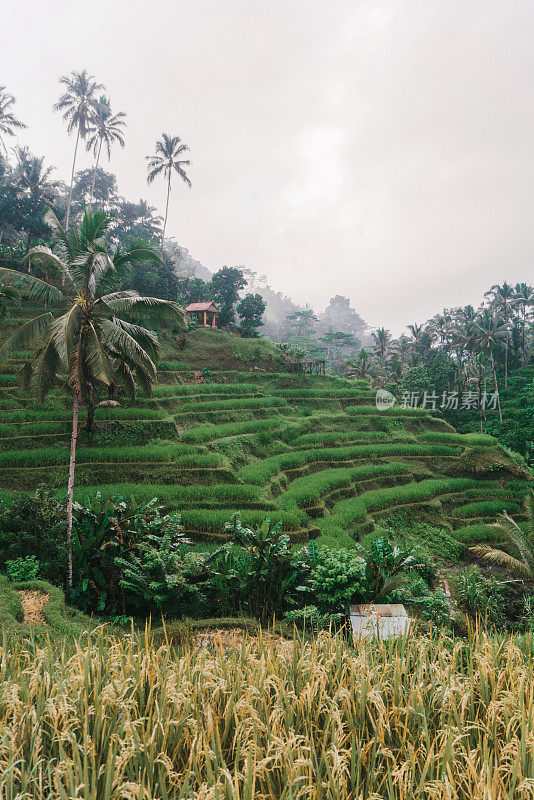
[1,2,534,797]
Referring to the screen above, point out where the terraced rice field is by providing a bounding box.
[0,355,531,548]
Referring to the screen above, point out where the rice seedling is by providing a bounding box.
[181,418,283,443]
[451,500,521,517]
[71,482,263,507]
[278,462,411,508]
[174,396,287,413]
[179,506,307,532]
[330,477,478,528]
[420,430,499,446]
[345,404,429,416]
[238,443,460,485]
[0,442,200,468]
[152,382,258,396]
[0,626,533,798]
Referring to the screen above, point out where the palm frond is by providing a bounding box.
[82,321,116,387]
[112,240,162,269]
[0,313,53,362]
[98,318,156,382]
[25,245,78,293]
[469,545,532,579]
[112,359,136,400]
[29,336,63,402]
[0,268,67,306]
[101,293,184,324]
[110,318,159,361]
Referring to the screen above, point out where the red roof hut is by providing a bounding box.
[185,302,217,328]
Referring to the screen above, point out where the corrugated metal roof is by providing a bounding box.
[185,302,218,312]
[350,604,408,617]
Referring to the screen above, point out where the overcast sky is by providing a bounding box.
[2,0,533,333]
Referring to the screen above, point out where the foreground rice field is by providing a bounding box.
[1,627,534,799]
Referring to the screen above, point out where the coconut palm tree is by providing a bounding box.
[514,282,534,363]
[371,327,393,363]
[13,146,59,204]
[471,492,534,579]
[485,282,518,389]
[0,207,184,588]
[472,308,508,422]
[85,96,126,204]
[54,70,103,229]
[146,133,191,244]
[0,86,26,156]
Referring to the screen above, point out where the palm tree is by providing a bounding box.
[54,70,103,229]
[514,283,533,363]
[485,282,518,389]
[472,308,508,422]
[471,492,534,579]
[371,327,392,363]
[0,208,184,588]
[13,146,59,204]
[85,96,126,204]
[0,86,26,156]
[146,133,191,244]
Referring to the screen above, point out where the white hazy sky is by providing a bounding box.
[2,0,533,333]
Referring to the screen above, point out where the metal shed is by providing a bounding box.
[349,604,411,640]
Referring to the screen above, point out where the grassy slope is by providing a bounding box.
[0,322,531,555]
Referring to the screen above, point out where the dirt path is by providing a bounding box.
[17,590,49,625]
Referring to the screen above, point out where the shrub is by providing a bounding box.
[450,566,508,626]
[0,488,66,583]
[312,548,366,612]
[117,526,206,618]
[206,514,310,620]
[71,495,203,616]
[6,555,40,581]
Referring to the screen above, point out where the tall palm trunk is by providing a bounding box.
[162,173,171,245]
[489,348,503,423]
[65,127,80,230]
[504,333,509,390]
[89,138,103,205]
[66,391,79,589]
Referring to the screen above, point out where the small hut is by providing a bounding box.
[185,302,217,328]
[349,604,411,640]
